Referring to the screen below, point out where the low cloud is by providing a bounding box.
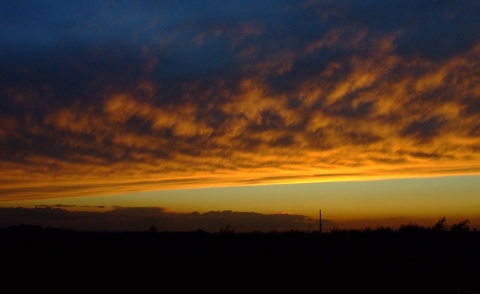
[0,207,318,233]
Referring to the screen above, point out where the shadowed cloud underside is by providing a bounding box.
[0,206,317,232]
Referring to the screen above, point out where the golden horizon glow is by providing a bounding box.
[2,174,479,231]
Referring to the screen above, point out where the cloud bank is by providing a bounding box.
[1,0,480,200]
[0,207,316,232]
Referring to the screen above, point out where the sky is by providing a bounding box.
[1,0,480,232]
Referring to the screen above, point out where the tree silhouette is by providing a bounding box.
[219,224,234,234]
[149,225,158,233]
[398,223,427,232]
[449,219,470,232]
[433,217,448,231]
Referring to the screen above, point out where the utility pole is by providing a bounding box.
[319,209,322,233]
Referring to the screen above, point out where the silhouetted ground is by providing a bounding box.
[1,225,479,293]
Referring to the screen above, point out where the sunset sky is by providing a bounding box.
[1,1,480,231]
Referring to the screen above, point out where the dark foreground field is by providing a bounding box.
[1,226,479,293]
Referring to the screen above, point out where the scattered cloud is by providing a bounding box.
[1,1,480,200]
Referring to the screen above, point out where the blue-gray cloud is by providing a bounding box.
[0,207,317,232]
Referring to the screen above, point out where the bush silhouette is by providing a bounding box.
[398,223,428,233]
[449,219,470,232]
[432,217,448,231]
[219,224,234,234]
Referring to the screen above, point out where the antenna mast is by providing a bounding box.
[319,209,322,233]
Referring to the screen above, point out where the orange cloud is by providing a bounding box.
[1,4,480,202]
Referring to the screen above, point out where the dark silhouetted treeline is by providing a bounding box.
[1,219,479,294]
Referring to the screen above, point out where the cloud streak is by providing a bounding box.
[1,0,480,200]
